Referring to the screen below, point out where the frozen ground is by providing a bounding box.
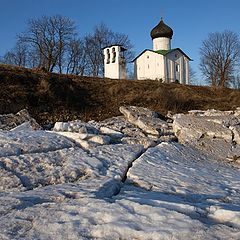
[0,107,240,239]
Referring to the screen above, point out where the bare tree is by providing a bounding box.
[188,65,197,85]
[1,51,18,66]
[232,74,240,89]
[66,38,87,75]
[0,40,28,67]
[200,30,240,87]
[18,15,77,72]
[84,23,134,77]
[1,17,134,77]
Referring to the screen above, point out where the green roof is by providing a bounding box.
[131,48,192,62]
[154,48,178,55]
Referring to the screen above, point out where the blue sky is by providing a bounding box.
[1,0,240,83]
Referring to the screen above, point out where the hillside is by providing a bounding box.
[0,64,239,125]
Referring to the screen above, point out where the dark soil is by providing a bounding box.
[0,64,239,125]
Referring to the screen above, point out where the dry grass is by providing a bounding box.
[0,64,239,125]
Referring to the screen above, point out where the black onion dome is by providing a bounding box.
[150,18,173,39]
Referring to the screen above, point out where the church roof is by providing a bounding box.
[132,48,192,62]
[155,48,192,59]
[150,18,173,39]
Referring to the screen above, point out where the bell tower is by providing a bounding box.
[103,45,127,79]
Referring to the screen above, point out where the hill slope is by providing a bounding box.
[0,64,239,125]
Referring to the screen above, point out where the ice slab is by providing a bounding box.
[0,130,74,157]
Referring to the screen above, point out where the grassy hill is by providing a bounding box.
[0,64,239,126]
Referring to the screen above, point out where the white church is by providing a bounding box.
[103,17,191,84]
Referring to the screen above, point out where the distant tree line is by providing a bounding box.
[0,15,134,77]
[1,15,240,88]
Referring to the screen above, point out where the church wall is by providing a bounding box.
[134,49,189,84]
[185,56,189,84]
[135,51,165,80]
[165,58,175,82]
[163,57,168,82]
[165,50,189,84]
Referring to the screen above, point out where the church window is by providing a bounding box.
[148,64,150,69]
[175,54,178,58]
[112,47,116,63]
[176,64,180,72]
[106,49,110,64]
[147,55,149,59]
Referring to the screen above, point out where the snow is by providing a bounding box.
[0,131,74,157]
[0,147,104,191]
[231,125,240,144]
[127,143,240,229]
[120,105,169,136]
[173,114,233,143]
[90,144,144,180]
[99,126,124,139]
[0,107,240,239]
[53,120,99,134]
[121,136,157,148]
[172,110,240,163]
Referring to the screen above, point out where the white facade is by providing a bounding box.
[134,50,165,80]
[103,45,126,79]
[134,49,189,84]
[153,37,171,51]
[133,17,191,84]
